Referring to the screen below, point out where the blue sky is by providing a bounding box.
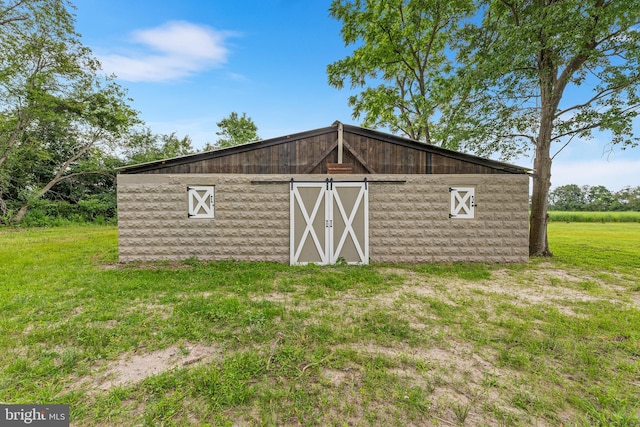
[73,0,639,192]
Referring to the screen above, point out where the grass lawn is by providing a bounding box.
[0,224,638,426]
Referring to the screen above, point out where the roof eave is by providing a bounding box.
[118,125,337,174]
[340,124,531,174]
[118,121,532,175]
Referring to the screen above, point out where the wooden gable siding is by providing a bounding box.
[142,133,333,174]
[346,132,426,174]
[306,148,371,174]
[136,128,510,175]
[343,131,506,175]
[429,153,508,174]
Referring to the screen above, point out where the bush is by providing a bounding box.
[77,193,116,221]
[18,194,117,227]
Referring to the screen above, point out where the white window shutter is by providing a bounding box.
[188,186,214,218]
[449,187,475,219]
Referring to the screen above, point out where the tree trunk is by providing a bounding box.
[10,143,94,224]
[529,157,553,256]
[0,196,8,223]
[529,150,552,256]
[529,114,554,257]
[529,35,560,257]
[12,203,29,224]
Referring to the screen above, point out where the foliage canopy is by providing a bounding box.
[549,184,640,212]
[213,112,260,149]
[0,0,139,223]
[328,0,640,256]
[328,0,474,147]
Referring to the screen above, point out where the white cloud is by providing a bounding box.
[98,21,235,82]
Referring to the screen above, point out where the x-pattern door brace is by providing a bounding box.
[331,183,367,263]
[449,187,475,219]
[188,186,214,218]
[291,184,329,264]
[290,182,368,265]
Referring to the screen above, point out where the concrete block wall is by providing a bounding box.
[117,173,529,263]
[117,174,291,263]
[368,174,530,263]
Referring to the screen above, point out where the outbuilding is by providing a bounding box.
[117,121,530,264]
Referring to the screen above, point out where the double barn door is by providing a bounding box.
[290,181,368,265]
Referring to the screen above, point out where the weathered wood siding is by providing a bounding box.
[137,131,510,175]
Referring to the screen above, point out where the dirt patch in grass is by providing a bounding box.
[131,302,173,319]
[325,340,529,426]
[73,343,224,394]
[98,343,223,390]
[254,290,298,305]
[320,367,358,386]
[386,267,633,317]
[467,270,595,314]
[174,290,213,298]
[378,268,441,294]
[353,341,513,386]
[627,290,640,308]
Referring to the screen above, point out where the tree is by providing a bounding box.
[327,0,474,146]
[585,185,614,211]
[548,184,585,211]
[328,0,640,256]
[455,0,640,255]
[212,112,260,149]
[549,184,640,212]
[0,0,138,223]
[125,128,195,164]
[614,186,640,211]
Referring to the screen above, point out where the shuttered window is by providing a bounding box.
[449,187,475,219]
[188,186,214,218]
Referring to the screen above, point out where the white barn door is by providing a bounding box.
[329,182,368,264]
[290,182,368,265]
[290,183,330,264]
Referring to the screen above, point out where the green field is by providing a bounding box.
[0,224,638,426]
[548,211,640,223]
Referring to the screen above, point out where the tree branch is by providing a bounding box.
[553,1,636,106]
[54,170,116,183]
[0,0,28,26]
[552,104,640,142]
[553,3,609,104]
[555,79,639,118]
[550,123,602,143]
[499,0,520,26]
[0,109,32,168]
[0,15,27,25]
[551,133,579,160]
[498,133,537,145]
[33,133,100,202]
